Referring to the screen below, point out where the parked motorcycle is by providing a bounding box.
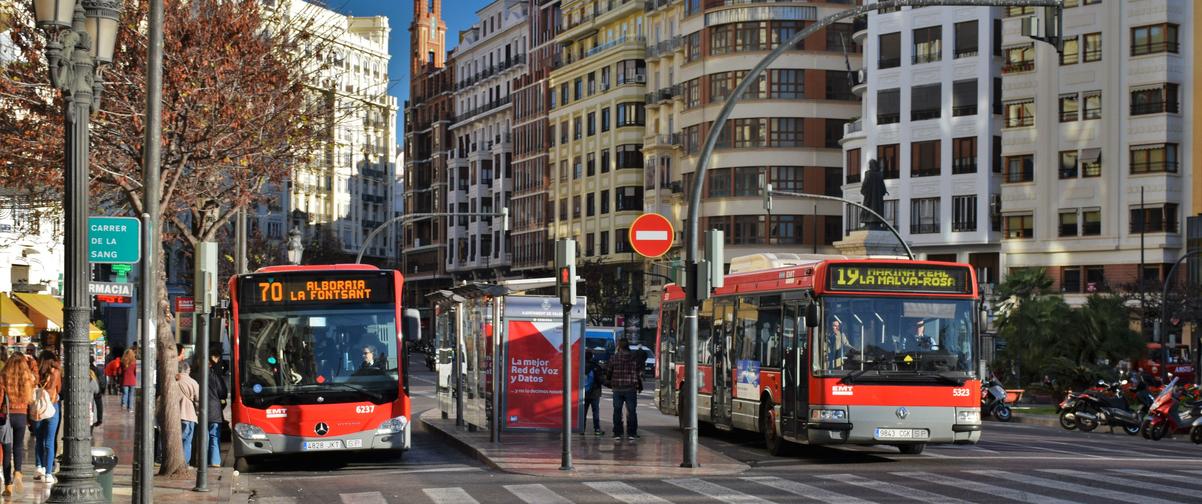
[1057,381,1108,431]
[1140,377,1202,440]
[1074,380,1142,435]
[981,376,1012,422]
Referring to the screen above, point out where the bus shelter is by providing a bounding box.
[428,280,587,437]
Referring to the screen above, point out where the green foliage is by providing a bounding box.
[995,292,1140,390]
[994,267,1052,300]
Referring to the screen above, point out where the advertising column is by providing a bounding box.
[503,296,587,430]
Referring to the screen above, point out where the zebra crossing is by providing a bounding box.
[250,468,1202,503]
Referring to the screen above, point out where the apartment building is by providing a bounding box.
[999,1,1195,315]
[404,0,454,308]
[1190,3,1202,286]
[510,0,562,274]
[448,1,528,280]
[547,0,649,308]
[640,0,684,317]
[842,3,1004,284]
[267,0,401,262]
[677,1,861,260]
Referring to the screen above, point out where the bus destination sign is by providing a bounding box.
[827,264,971,294]
[240,272,392,308]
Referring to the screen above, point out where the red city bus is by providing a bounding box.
[229,264,420,471]
[655,254,982,455]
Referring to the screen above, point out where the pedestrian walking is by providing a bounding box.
[104,355,121,395]
[203,343,228,467]
[174,362,200,466]
[32,351,61,483]
[91,360,105,427]
[120,348,137,411]
[0,353,34,496]
[606,338,642,440]
[582,350,604,436]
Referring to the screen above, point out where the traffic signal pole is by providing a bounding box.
[680,0,1063,468]
[556,240,576,471]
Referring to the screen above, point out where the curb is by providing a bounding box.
[418,411,506,473]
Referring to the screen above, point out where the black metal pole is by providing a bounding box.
[236,208,248,274]
[560,304,572,471]
[49,18,104,502]
[454,305,464,426]
[194,311,211,491]
[134,1,163,500]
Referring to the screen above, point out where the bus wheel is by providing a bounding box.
[234,457,252,474]
[760,402,785,456]
[897,444,925,455]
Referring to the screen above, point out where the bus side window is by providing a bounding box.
[758,295,782,368]
[698,298,713,365]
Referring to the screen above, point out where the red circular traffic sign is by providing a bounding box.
[629,213,675,258]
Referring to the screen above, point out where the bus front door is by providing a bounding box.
[711,298,734,428]
[780,301,808,438]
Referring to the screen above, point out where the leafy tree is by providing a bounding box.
[577,257,636,326]
[0,0,360,477]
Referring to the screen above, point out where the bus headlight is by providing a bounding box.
[957,409,981,423]
[377,415,409,435]
[810,409,847,422]
[234,423,268,441]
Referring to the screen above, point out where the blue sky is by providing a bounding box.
[332,0,477,146]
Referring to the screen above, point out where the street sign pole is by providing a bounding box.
[194,241,217,492]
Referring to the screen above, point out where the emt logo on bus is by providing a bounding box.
[827,264,971,294]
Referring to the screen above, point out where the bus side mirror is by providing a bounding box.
[403,309,422,343]
[804,302,819,328]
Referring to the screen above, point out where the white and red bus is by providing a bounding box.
[655,254,982,455]
[229,264,420,471]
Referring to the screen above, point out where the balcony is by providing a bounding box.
[851,68,866,97]
[1130,101,1179,116]
[453,95,513,124]
[1001,61,1034,74]
[645,35,682,59]
[851,17,868,45]
[645,133,680,149]
[843,118,863,136]
[644,0,672,13]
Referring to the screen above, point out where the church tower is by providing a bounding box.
[410,0,446,76]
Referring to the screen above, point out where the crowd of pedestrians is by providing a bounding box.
[0,344,64,494]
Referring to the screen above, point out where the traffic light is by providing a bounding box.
[555,239,576,306]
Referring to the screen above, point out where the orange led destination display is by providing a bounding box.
[827,263,971,294]
[239,272,392,308]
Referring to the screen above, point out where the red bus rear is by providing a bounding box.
[654,254,982,455]
[229,265,417,470]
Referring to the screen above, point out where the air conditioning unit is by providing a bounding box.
[634,75,646,84]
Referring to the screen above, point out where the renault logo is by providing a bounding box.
[896,407,909,420]
[314,422,330,436]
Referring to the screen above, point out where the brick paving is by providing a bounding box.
[3,394,233,503]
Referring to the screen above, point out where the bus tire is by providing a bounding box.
[760,401,786,456]
[234,457,252,474]
[897,443,925,455]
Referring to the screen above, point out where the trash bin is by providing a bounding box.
[92,447,118,503]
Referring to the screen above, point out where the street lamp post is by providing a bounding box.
[1156,251,1202,384]
[680,0,1063,467]
[356,209,509,264]
[31,0,122,502]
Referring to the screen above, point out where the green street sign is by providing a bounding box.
[89,217,142,264]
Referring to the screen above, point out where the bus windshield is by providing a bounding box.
[238,304,398,408]
[817,296,975,379]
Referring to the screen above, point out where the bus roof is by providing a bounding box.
[661,255,978,301]
[252,264,382,274]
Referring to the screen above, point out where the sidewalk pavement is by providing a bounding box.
[4,394,234,503]
[421,409,750,479]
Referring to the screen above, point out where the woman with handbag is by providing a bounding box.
[33,350,61,484]
[0,353,34,495]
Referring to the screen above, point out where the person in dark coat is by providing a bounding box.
[582,350,604,436]
[204,344,228,467]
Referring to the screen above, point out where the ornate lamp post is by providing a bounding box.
[31,1,121,502]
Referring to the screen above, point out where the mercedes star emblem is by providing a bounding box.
[896,407,909,420]
[314,422,330,436]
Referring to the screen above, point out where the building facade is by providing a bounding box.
[404,0,454,308]
[267,0,401,263]
[548,0,649,324]
[999,1,1195,314]
[447,1,529,281]
[510,0,562,275]
[675,2,861,262]
[842,3,1004,286]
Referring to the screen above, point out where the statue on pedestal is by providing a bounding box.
[859,159,888,230]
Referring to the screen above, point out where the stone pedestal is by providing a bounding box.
[834,229,909,258]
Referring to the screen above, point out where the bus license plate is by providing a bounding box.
[875,428,929,440]
[303,440,343,451]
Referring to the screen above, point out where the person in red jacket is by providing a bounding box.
[120,348,137,411]
[104,356,121,395]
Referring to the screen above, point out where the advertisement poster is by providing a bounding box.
[736,359,760,399]
[504,296,586,430]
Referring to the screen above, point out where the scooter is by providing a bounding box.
[1057,381,1108,431]
[981,376,1012,422]
[1074,380,1142,435]
[1139,377,1202,440]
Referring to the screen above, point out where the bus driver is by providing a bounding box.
[828,318,857,369]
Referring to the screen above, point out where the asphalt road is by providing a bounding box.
[238,354,1202,504]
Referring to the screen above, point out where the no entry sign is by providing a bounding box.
[629,213,674,258]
